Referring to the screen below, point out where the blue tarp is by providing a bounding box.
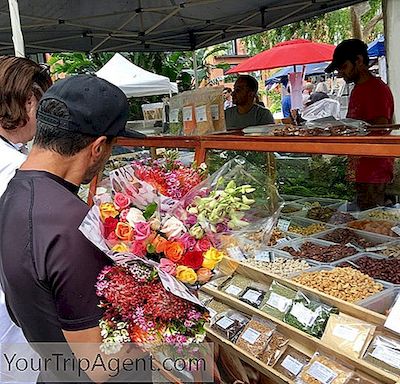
[367,35,385,58]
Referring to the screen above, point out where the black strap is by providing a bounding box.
[0,134,17,149]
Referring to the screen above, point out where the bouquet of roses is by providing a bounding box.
[96,259,208,354]
[132,150,207,200]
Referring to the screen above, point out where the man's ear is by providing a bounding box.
[355,54,365,67]
[90,136,108,160]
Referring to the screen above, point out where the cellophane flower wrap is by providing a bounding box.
[168,156,284,257]
[96,257,208,354]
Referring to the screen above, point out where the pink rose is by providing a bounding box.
[114,193,131,210]
[134,221,151,241]
[179,233,197,252]
[159,258,177,276]
[196,237,212,252]
[107,231,119,246]
[130,240,146,257]
[119,209,129,222]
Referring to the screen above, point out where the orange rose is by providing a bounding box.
[115,222,134,241]
[165,241,185,262]
[153,236,168,254]
[196,267,212,283]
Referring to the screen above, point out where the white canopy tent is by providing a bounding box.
[95,53,178,97]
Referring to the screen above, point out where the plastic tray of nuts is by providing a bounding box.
[311,227,393,251]
[280,202,305,216]
[331,252,400,285]
[282,216,336,237]
[357,206,400,222]
[290,265,392,304]
[275,237,360,264]
[375,239,400,258]
[242,248,319,278]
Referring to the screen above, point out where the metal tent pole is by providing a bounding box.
[193,50,199,89]
[8,0,25,57]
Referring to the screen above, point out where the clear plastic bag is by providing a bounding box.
[304,117,368,136]
[212,310,250,342]
[259,331,289,366]
[321,313,376,359]
[284,291,337,338]
[296,352,354,384]
[261,280,297,320]
[239,282,269,308]
[274,346,310,380]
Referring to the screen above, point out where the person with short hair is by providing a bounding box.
[0,56,52,384]
[225,75,274,129]
[0,74,148,382]
[326,38,395,209]
[223,87,233,110]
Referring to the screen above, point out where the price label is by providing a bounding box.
[227,246,245,261]
[277,219,291,231]
[195,105,207,122]
[307,361,337,384]
[391,226,400,236]
[242,289,261,304]
[182,106,193,121]
[385,294,400,334]
[276,237,290,245]
[225,284,242,296]
[210,104,219,120]
[266,292,292,312]
[169,108,179,123]
[241,328,261,345]
[216,316,234,330]
[332,325,359,342]
[281,355,305,376]
[366,245,387,252]
[371,345,400,369]
[255,250,273,262]
[290,303,318,327]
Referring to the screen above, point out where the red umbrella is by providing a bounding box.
[226,39,335,74]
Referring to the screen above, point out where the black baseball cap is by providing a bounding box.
[37,74,145,138]
[325,39,368,73]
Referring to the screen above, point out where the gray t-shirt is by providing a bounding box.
[225,104,274,129]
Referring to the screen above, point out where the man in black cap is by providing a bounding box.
[0,75,148,382]
[326,39,395,209]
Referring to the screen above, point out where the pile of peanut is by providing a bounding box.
[292,267,383,303]
[244,257,311,277]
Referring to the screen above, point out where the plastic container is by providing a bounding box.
[277,237,359,264]
[346,219,400,237]
[284,216,335,237]
[281,194,304,203]
[375,239,400,258]
[281,202,305,216]
[312,228,393,251]
[358,207,400,223]
[296,197,346,207]
[358,287,399,315]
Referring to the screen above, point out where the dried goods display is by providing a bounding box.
[239,285,268,308]
[296,353,354,384]
[261,281,297,320]
[268,228,290,246]
[363,334,400,376]
[212,310,250,342]
[306,205,337,222]
[221,274,254,297]
[284,292,337,338]
[292,267,383,303]
[272,124,366,136]
[347,220,399,237]
[274,346,310,380]
[243,257,312,278]
[321,313,376,359]
[259,331,289,366]
[338,256,400,284]
[282,242,357,263]
[320,228,379,250]
[362,209,400,222]
[282,205,303,214]
[289,223,327,236]
[235,316,275,357]
[378,243,400,258]
[206,300,231,319]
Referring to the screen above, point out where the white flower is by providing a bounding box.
[149,217,161,231]
[161,216,187,238]
[126,207,145,227]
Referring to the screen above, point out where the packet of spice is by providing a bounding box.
[363,334,400,376]
[259,331,289,366]
[284,291,337,338]
[261,280,297,320]
[221,274,254,298]
[274,346,310,380]
[235,316,276,357]
[206,299,231,321]
[212,310,250,342]
[296,352,354,384]
[239,282,269,308]
[322,313,376,359]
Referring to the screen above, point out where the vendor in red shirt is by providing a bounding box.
[326,39,395,210]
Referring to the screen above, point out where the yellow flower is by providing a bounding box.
[111,243,129,253]
[175,266,197,285]
[99,203,119,222]
[202,247,224,269]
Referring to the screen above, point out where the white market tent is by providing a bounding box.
[95,53,178,97]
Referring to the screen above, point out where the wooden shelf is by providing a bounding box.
[202,258,399,384]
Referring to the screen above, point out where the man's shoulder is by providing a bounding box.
[225,105,238,114]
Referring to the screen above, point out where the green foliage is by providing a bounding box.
[266,89,282,114]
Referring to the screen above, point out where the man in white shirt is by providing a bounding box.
[0,56,52,382]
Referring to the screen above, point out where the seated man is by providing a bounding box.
[225,75,274,129]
